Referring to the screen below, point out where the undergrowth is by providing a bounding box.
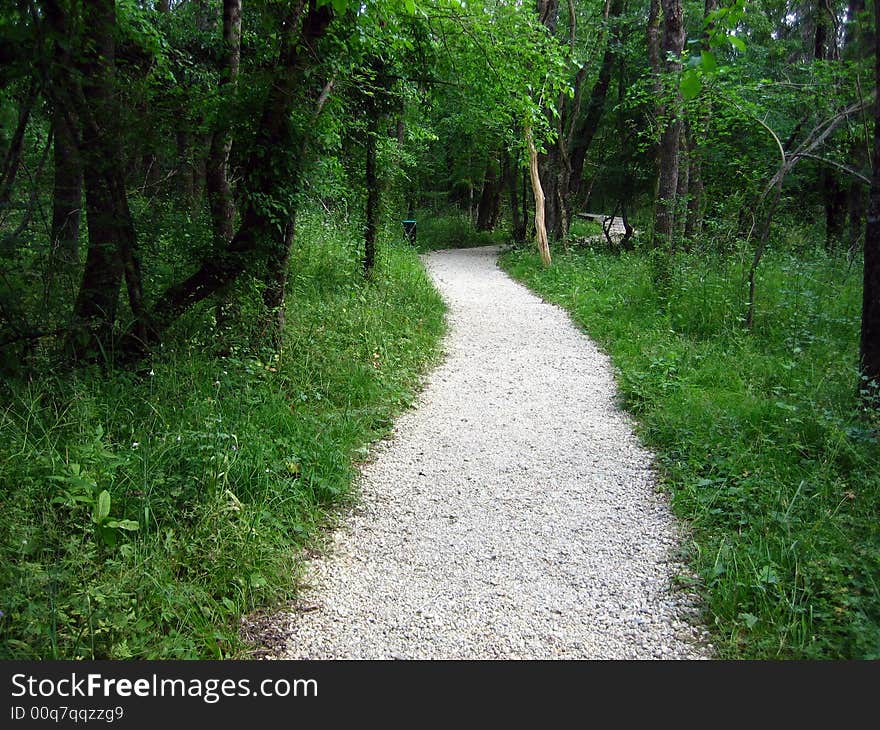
[0,212,445,659]
[412,210,507,252]
[500,243,880,659]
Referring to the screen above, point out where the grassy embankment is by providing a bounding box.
[0,213,445,659]
[501,243,879,659]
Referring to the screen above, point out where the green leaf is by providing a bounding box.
[107,519,140,531]
[96,490,111,521]
[679,71,702,101]
[700,50,717,74]
[728,34,746,52]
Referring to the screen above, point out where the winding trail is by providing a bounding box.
[263,245,710,659]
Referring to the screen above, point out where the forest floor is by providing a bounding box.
[251,245,711,659]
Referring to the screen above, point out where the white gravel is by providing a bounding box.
[265,245,711,659]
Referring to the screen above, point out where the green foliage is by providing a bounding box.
[568,218,604,241]
[0,213,445,659]
[413,210,506,252]
[501,244,880,659]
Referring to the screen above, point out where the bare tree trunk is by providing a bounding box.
[527,126,551,266]
[824,169,847,249]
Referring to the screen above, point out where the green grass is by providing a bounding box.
[0,212,446,659]
[412,210,507,252]
[500,244,880,659]
[568,217,604,240]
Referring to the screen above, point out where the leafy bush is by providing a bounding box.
[412,210,507,252]
[0,212,445,659]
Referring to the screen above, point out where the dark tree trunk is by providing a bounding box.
[675,126,690,241]
[51,111,81,265]
[0,86,36,211]
[568,0,625,204]
[476,157,501,232]
[653,0,686,247]
[120,1,334,358]
[859,0,880,394]
[67,0,149,361]
[206,0,242,251]
[364,113,378,278]
[824,168,848,249]
[262,214,295,345]
[849,174,867,255]
[536,0,560,33]
[504,150,526,243]
[845,0,868,256]
[176,130,194,202]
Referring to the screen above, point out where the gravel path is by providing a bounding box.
[264,245,710,659]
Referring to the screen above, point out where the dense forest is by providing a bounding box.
[1,0,878,659]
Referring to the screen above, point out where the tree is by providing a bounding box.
[859,0,880,397]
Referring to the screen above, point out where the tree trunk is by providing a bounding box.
[683,0,716,240]
[504,150,526,243]
[676,125,690,241]
[653,0,686,247]
[364,113,378,278]
[0,86,36,211]
[476,156,501,231]
[67,0,149,361]
[568,0,625,205]
[823,168,847,249]
[262,215,295,347]
[526,126,551,266]
[120,1,334,358]
[51,111,81,265]
[860,0,880,393]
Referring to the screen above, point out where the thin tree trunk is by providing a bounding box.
[476,156,501,232]
[504,150,526,243]
[0,86,36,211]
[526,126,551,266]
[684,0,717,239]
[364,113,378,278]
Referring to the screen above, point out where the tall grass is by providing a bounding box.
[501,244,880,659]
[412,210,507,252]
[0,213,445,659]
